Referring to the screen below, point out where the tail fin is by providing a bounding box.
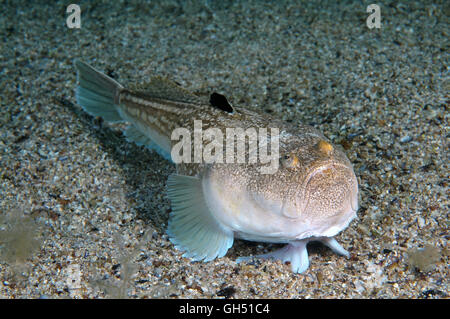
[74,59,124,122]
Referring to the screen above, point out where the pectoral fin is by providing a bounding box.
[166,174,234,262]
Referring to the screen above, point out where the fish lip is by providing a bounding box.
[302,161,355,190]
[302,161,341,190]
[299,161,358,216]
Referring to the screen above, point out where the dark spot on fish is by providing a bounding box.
[210,92,233,113]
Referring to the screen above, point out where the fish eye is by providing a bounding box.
[280,154,299,169]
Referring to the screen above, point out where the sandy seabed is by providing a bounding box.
[0,0,448,298]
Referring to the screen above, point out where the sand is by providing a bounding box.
[0,0,448,298]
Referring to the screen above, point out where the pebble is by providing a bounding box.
[400,136,412,143]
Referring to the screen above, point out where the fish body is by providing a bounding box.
[75,60,359,273]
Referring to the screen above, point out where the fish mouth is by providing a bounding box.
[299,161,358,224]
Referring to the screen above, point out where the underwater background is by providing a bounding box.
[0,0,448,298]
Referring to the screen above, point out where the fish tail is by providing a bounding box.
[74,59,124,122]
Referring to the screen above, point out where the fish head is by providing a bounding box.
[245,137,359,238]
[203,135,359,241]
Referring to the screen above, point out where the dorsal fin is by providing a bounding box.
[129,76,205,104]
[209,92,234,113]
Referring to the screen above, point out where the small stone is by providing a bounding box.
[417,216,425,228]
[400,136,412,143]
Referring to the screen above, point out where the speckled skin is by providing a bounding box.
[118,83,358,240]
[76,60,359,273]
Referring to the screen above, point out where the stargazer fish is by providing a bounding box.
[74,60,359,273]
